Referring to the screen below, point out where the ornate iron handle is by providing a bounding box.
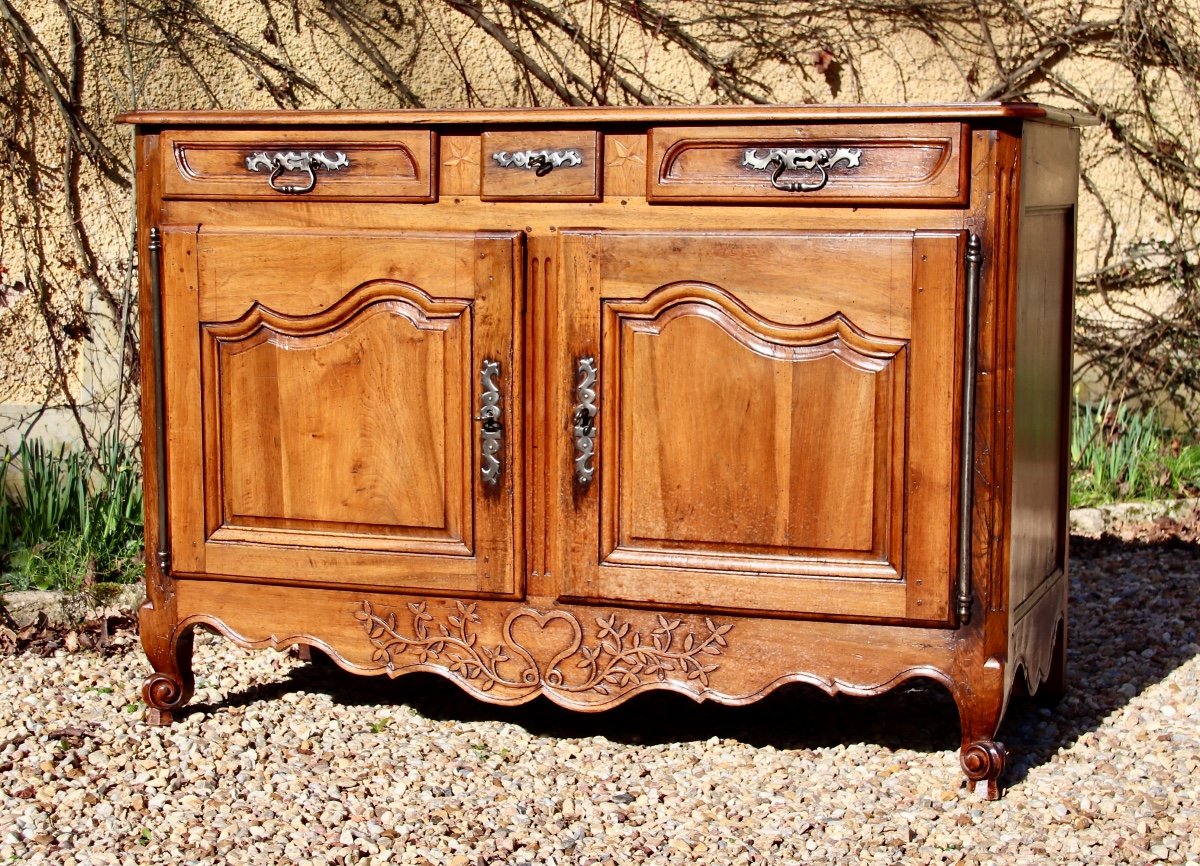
[245,150,350,194]
[492,149,584,177]
[478,360,503,486]
[741,147,862,193]
[573,357,598,485]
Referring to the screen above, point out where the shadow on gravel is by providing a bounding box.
[213,533,1200,788]
[999,533,1200,787]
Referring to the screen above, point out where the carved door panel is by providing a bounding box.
[553,230,962,623]
[159,226,522,597]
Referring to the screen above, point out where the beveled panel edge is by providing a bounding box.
[646,124,968,205]
[602,288,907,571]
[160,128,437,201]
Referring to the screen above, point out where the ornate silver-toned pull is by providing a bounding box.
[478,360,503,486]
[573,357,598,485]
[741,147,862,193]
[245,150,350,194]
[492,149,583,178]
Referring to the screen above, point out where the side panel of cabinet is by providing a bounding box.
[552,230,962,623]
[159,226,522,597]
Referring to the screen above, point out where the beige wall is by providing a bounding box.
[1,0,1195,448]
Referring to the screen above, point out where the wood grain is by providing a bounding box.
[480,130,601,201]
[161,128,436,201]
[119,102,1096,128]
[553,229,960,622]
[163,226,522,595]
[132,107,1083,798]
[647,123,967,204]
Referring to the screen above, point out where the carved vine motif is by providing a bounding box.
[354,600,732,697]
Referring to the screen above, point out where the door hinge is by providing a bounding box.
[148,227,171,577]
[956,233,983,625]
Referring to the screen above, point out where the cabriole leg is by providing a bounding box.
[953,663,1009,800]
[140,603,195,725]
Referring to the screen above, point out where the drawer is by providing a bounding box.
[160,129,436,201]
[480,130,601,201]
[648,123,967,205]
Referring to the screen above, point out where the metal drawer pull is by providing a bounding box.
[478,359,503,486]
[573,357,598,485]
[245,150,351,194]
[492,149,584,177]
[741,147,862,193]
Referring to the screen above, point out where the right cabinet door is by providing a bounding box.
[553,230,964,624]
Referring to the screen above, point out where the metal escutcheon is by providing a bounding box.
[741,147,862,193]
[573,357,597,485]
[492,149,584,177]
[478,360,503,486]
[245,150,350,194]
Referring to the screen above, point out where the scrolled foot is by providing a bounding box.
[142,672,189,725]
[960,740,1007,800]
[139,621,195,726]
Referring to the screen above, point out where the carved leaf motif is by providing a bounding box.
[352,601,732,700]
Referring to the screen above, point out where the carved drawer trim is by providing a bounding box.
[647,123,967,205]
[161,129,436,201]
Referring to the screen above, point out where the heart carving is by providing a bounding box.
[354,599,731,700]
[502,608,584,687]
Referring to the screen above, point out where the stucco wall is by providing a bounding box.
[1,0,1196,449]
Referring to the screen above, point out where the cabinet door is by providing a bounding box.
[553,230,961,623]
[160,226,522,597]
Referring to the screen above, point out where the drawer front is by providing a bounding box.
[480,130,601,201]
[648,123,967,205]
[161,129,436,201]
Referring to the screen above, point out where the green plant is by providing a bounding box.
[0,434,144,592]
[1071,397,1200,506]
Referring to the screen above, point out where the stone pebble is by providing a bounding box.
[0,536,1197,864]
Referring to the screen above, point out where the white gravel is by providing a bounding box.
[1,535,1198,865]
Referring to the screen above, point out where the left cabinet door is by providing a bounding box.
[157,225,523,597]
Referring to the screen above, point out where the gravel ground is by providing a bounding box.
[1,532,1198,865]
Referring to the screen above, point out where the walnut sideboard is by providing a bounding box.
[120,104,1086,798]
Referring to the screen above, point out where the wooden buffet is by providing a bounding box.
[120,103,1085,798]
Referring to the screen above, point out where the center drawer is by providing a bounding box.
[479,130,602,201]
[648,122,968,205]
